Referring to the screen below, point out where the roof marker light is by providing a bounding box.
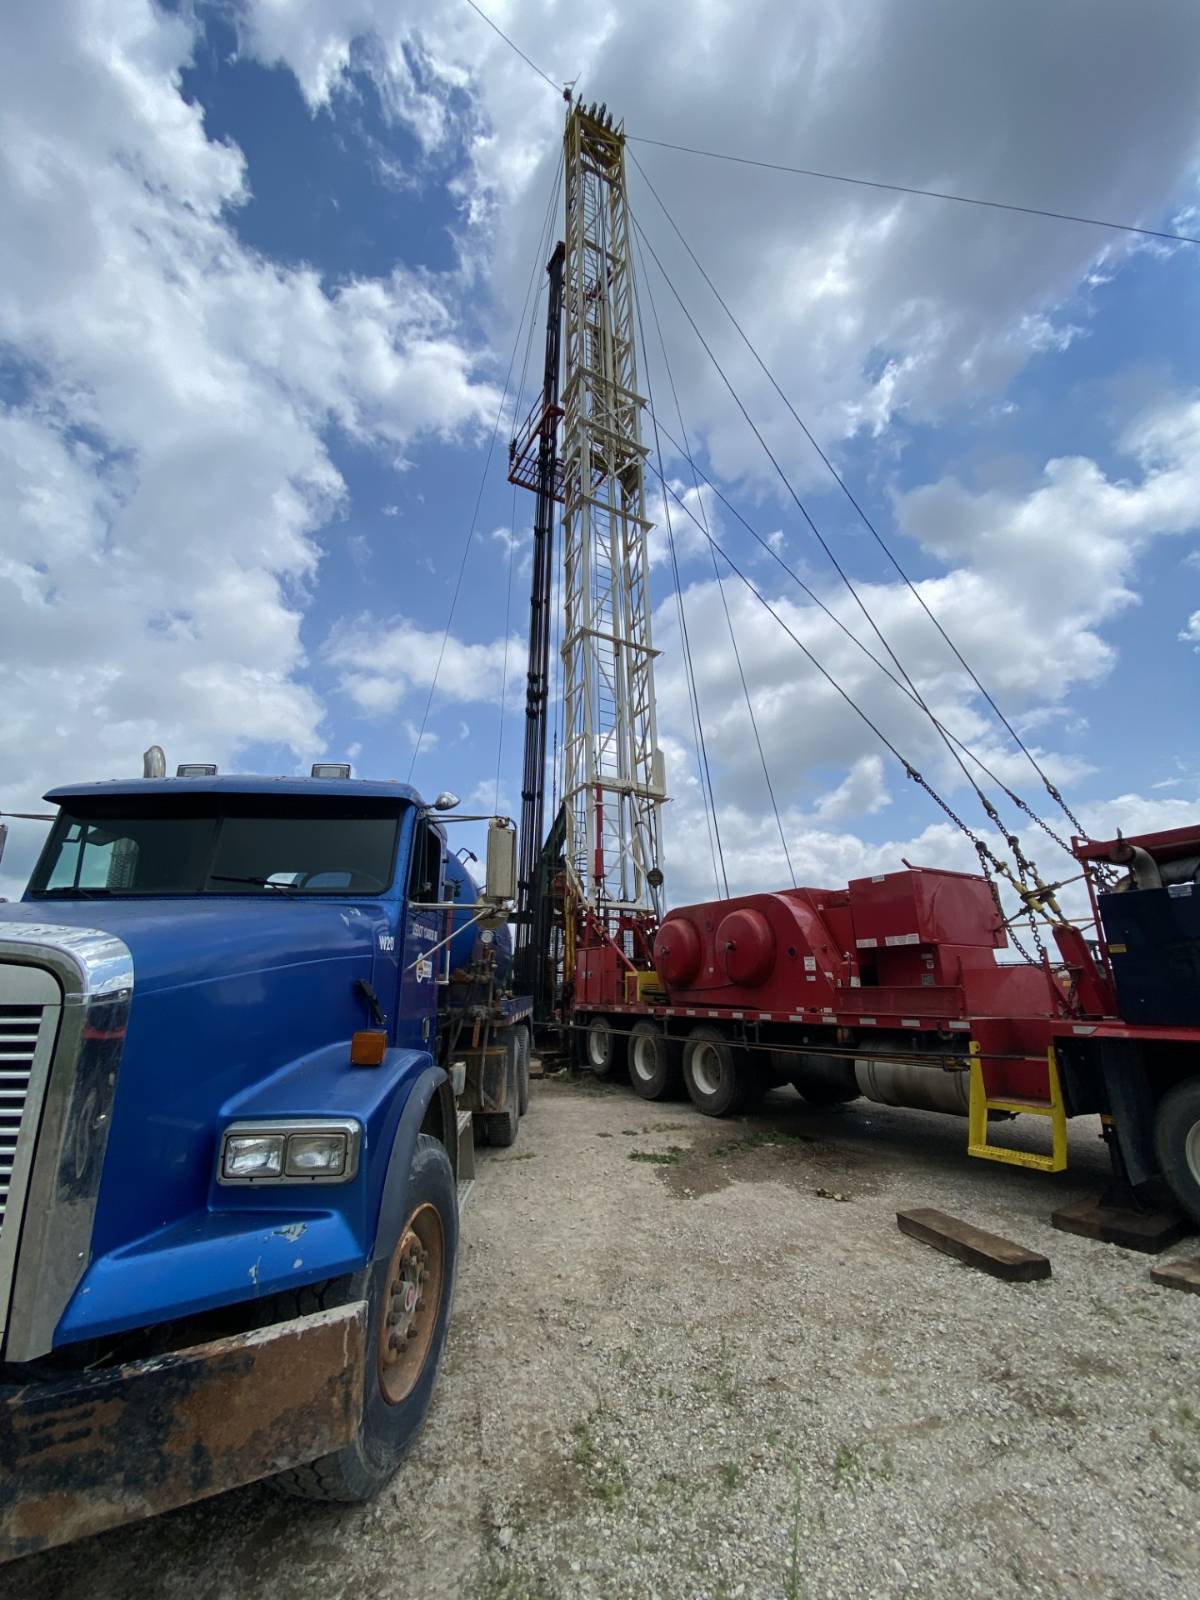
[311,763,352,779]
[176,763,217,777]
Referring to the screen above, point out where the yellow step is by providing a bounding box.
[967,1044,1067,1174]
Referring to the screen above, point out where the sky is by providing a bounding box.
[1,0,1199,917]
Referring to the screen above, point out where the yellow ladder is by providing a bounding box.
[967,1042,1067,1173]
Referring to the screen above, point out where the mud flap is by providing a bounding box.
[0,1301,367,1563]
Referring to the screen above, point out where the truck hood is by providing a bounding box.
[0,896,396,1273]
[0,896,387,995]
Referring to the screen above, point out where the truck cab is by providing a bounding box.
[0,767,529,1559]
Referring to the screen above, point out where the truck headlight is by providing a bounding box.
[218,1120,361,1185]
[285,1132,348,1177]
[223,1134,285,1179]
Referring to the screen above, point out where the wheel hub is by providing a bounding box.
[1186,1120,1200,1187]
[692,1043,722,1098]
[379,1202,444,1406]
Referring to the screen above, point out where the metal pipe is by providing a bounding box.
[1108,839,1162,890]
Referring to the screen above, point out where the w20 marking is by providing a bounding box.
[378,933,396,953]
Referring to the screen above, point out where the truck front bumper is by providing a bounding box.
[0,1300,367,1563]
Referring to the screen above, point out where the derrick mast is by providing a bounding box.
[560,102,665,937]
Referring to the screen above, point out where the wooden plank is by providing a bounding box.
[897,1206,1051,1283]
[1150,1257,1200,1296]
[1051,1194,1187,1255]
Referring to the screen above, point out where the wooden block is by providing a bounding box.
[1051,1194,1187,1255]
[1150,1257,1200,1296]
[897,1207,1052,1283]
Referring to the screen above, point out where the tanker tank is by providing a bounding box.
[444,852,513,984]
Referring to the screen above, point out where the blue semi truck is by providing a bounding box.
[0,761,531,1560]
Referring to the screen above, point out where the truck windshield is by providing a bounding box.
[28,800,401,897]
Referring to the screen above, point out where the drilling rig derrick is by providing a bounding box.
[511,101,667,1018]
[559,102,665,958]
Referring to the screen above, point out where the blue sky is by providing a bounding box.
[1,0,1199,910]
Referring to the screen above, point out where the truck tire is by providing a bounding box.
[584,1015,626,1080]
[683,1026,768,1117]
[482,1032,520,1147]
[272,1133,457,1502]
[1153,1076,1200,1227]
[516,1025,531,1117]
[628,1020,683,1101]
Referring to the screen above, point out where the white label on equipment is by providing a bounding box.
[885,933,919,947]
[1168,882,1194,898]
[856,937,878,949]
[415,958,433,982]
[804,956,816,972]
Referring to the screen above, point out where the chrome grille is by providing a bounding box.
[0,1004,44,1232]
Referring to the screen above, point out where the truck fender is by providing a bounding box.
[370,1064,450,1263]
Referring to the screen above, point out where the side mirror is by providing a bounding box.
[484,818,517,904]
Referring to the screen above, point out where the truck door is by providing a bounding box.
[396,815,443,1052]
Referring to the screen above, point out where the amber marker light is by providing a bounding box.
[350,1030,388,1067]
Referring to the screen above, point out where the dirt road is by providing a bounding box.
[11,1076,1200,1600]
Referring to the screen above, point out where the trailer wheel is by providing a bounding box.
[515,1025,531,1116]
[482,1031,521,1147]
[683,1026,767,1117]
[584,1015,625,1079]
[628,1020,683,1101]
[271,1133,457,1502]
[1153,1076,1200,1227]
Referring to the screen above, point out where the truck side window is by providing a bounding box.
[410,822,443,904]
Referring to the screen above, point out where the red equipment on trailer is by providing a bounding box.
[571,822,1200,1227]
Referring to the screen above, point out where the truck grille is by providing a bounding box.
[0,1004,46,1236]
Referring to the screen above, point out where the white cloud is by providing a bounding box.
[402,719,439,751]
[649,389,1200,908]
[0,0,501,891]
[1180,610,1200,648]
[326,615,522,715]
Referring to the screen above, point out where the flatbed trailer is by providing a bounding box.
[565,824,1200,1225]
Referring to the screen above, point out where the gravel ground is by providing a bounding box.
[11,1072,1200,1600]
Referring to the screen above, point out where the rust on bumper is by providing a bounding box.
[0,1300,367,1563]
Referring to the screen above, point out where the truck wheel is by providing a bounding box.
[628,1020,683,1101]
[482,1032,520,1147]
[271,1133,457,1502]
[584,1015,625,1080]
[1153,1077,1200,1226]
[516,1025,531,1117]
[683,1026,767,1117]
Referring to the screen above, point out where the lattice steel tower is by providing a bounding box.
[560,101,665,925]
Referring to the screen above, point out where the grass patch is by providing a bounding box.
[833,1443,865,1489]
[710,1129,817,1158]
[719,1460,742,1489]
[628,1147,685,1165]
[571,1409,629,1506]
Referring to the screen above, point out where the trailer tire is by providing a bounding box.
[628,1020,683,1101]
[516,1025,531,1116]
[584,1015,626,1079]
[1153,1076,1200,1227]
[271,1133,457,1502]
[683,1026,768,1117]
[483,1032,521,1147]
